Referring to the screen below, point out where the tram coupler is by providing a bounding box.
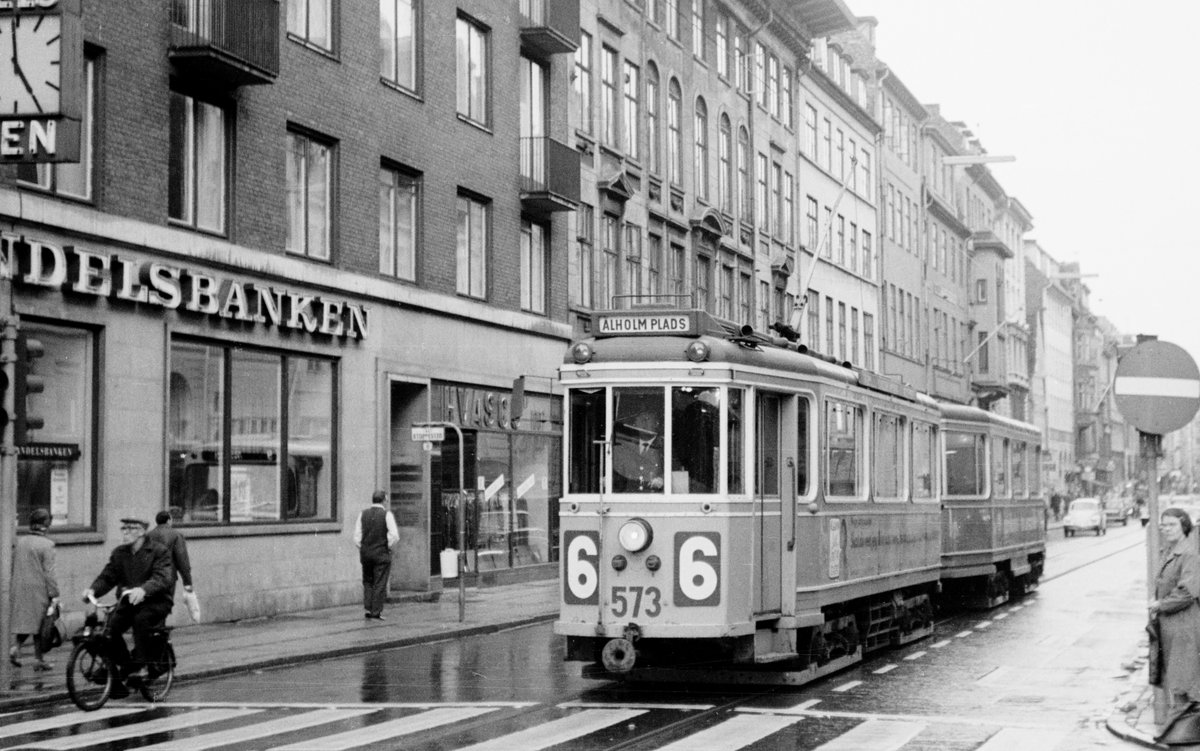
[600,624,642,674]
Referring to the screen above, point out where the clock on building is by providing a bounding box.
[1,11,63,116]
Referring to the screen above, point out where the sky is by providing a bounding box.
[847,0,1200,362]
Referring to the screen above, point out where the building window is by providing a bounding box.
[600,46,618,147]
[521,220,548,314]
[168,339,335,524]
[599,214,619,309]
[806,290,819,347]
[694,98,709,200]
[697,255,712,311]
[755,153,768,229]
[624,223,643,297]
[781,67,793,129]
[623,60,640,159]
[821,117,831,172]
[862,229,873,278]
[836,214,845,264]
[288,0,334,51]
[646,63,660,173]
[737,127,751,223]
[754,43,766,108]
[771,160,783,237]
[767,55,779,117]
[806,195,818,250]
[838,302,847,361]
[456,15,488,125]
[783,170,794,244]
[863,313,875,370]
[822,207,832,257]
[168,91,227,234]
[665,0,679,40]
[739,271,752,324]
[715,13,728,78]
[849,221,858,271]
[667,78,682,186]
[17,58,95,200]
[380,0,416,90]
[978,331,989,373]
[691,0,705,58]
[574,32,593,136]
[804,104,817,158]
[671,241,686,297]
[378,165,419,281]
[825,296,834,354]
[573,204,594,308]
[647,229,663,295]
[734,29,746,92]
[975,278,988,302]
[16,322,95,531]
[717,114,732,213]
[456,193,489,299]
[850,307,859,364]
[285,130,333,261]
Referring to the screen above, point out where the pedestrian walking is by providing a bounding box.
[10,508,60,671]
[1151,508,1200,717]
[146,509,200,621]
[354,490,399,620]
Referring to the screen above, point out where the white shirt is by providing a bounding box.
[353,505,400,549]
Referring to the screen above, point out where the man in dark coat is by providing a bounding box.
[354,490,399,620]
[146,510,193,593]
[84,516,174,692]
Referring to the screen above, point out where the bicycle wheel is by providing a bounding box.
[66,642,113,711]
[138,643,175,703]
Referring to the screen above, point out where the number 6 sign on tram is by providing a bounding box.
[674,532,721,606]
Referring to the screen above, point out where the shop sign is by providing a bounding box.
[16,442,80,460]
[443,385,519,430]
[0,233,369,340]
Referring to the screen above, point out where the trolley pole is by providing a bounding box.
[0,286,16,694]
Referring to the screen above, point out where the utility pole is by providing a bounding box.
[0,278,16,694]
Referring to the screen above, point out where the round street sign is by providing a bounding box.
[1114,340,1200,435]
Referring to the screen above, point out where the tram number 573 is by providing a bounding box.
[562,531,722,608]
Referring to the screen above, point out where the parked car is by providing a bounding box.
[1063,497,1107,537]
[1103,497,1134,526]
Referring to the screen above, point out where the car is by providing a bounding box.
[1063,497,1107,537]
[1103,497,1134,526]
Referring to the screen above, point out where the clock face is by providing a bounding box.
[0,13,62,116]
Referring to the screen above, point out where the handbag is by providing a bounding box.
[36,603,65,653]
[183,589,202,623]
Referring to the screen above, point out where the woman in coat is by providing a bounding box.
[9,508,59,670]
[1151,507,1200,708]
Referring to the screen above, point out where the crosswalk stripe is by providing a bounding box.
[0,708,147,739]
[269,707,498,751]
[930,640,951,648]
[832,680,862,692]
[873,664,898,674]
[653,713,800,751]
[994,613,1009,620]
[138,708,376,750]
[955,630,972,638]
[810,719,925,750]
[453,708,646,751]
[975,727,1067,750]
[7,708,261,750]
[903,651,926,661]
[558,701,713,711]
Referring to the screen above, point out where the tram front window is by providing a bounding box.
[672,386,720,493]
[612,388,665,493]
[568,388,605,493]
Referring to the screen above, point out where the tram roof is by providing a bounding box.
[937,402,1040,435]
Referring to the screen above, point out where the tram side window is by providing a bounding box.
[993,438,1010,498]
[671,386,720,493]
[912,421,936,500]
[612,387,665,493]
[727,389,745,494]
[945,431,985,496]
[568,388,605,493]
[826,400,861,498]
[1011,441,1027,497]
[797,397,810,496]
[1029,445,1042,495]
[872,412,904,500]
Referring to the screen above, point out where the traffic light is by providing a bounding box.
[0,365,9,441]
[14,332,44,446]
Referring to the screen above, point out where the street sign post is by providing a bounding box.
[411,426,445,443]
[411,421,465,622]
[1113,338,1200,725]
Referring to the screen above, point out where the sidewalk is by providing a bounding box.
[1,579,560,712]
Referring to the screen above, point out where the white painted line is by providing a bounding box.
[931,640,952,648]
[810,719,925,750]
[738,706,1053,729]
[140,709,376,750]
[0,708,147,739]
[11,709,262,750]
[903,651,926,661]
[955,630,973,638]
[873,664,899,674]
[270,707,499,750]
[653,714,800,751]
[975,726,1068,750]
[154,701,536,709]
[994,613,1009,620]
[1009,604,1024,611]
[1116,377,1200,398]
[454,709,646,751]
[786,699,823,711]
[557,701,712,711]
[975,621,992,629]
[833,680,863,692]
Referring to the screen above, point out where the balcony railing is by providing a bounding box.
[520,137,579,216]
[519,0,579,57]
[170,0,280,87]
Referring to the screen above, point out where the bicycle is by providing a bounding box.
[65,593,176,711]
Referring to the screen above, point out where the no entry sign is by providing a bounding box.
[1114,340,1200,435]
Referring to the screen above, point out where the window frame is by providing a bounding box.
[380,0,418,93]
[456,14,489,126]
[16,56,96,201]
[456,191,490,299]
[379,163,420,282]
[167,89,230,235]
[824,398,864,501]
[287,0,337,54]
[285,128,335,261]
[520,218,548,314]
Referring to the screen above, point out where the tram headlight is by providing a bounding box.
[618,518,653,553]
[571,342,594,364]
[685,341,710,362]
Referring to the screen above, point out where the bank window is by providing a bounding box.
[16,323,95,530]
[912,421,937,501]
[456,193,489,299]
[945,431,985,497]
[168,91,228,234]
[873,412,904,501]
[826,400,861,498]
[286,129,334,261]
[379,165,419,281]
[17,57,96,200]
[288,0,335,53]
[168,339,336,524]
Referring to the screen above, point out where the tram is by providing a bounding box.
[554,305,1044,684]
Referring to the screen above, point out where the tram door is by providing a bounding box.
[754,392,785,615]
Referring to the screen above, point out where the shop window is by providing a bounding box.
[16,323,95,530]
[168,339,335,524]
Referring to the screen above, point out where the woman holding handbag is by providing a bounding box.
[1152,508,1200,730]
[10,508,60,671]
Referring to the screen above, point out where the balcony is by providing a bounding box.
[521,137,580,217]
[519,0,579,58]
[170,0,280,87]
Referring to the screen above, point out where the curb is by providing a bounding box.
[0,612,558,713]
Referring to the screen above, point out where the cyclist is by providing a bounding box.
[82,516,173,696]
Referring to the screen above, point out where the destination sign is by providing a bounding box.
[596,313,694,337]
